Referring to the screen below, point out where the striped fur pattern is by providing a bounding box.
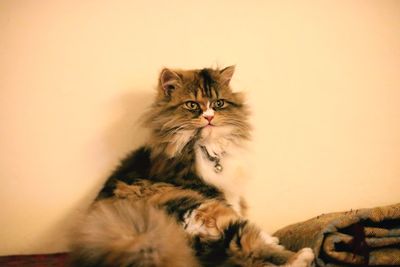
[113,181,314,266]
[114,180,238,241]
[71,181,314,266]
[71,67,314,266]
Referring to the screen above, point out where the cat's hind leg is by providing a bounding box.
[222,221,314,267]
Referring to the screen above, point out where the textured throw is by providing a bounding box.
[274,203,400,266]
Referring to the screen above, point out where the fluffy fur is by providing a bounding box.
[70,199,200,267]
[70,66,314,266]
[71,181,314,266]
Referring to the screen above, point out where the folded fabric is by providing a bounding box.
[274,203,400,266]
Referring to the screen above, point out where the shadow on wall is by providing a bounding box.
[94,88,155,198]
[103,89,154,167]
[37,89,155,254]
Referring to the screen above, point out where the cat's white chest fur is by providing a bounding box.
[195,132,248,215]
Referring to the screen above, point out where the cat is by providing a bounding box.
[70,66,314,266]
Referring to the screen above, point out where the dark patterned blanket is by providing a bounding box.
[274,203,400,266]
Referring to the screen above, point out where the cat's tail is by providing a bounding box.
[69,198,200,267]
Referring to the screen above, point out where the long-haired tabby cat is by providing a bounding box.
[70,66,314,266]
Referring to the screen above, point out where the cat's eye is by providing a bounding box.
[184,101,200,110]
[213,99,225,109]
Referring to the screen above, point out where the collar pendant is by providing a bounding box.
[214,163,223,173]
[200,145,224,173]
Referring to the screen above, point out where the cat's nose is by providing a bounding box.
[204,115,214,122]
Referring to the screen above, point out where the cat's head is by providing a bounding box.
[144,66,250,157]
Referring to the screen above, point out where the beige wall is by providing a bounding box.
[1,0,399,255]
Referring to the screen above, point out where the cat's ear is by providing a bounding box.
[159,68,181,96]
[219,65,235,86]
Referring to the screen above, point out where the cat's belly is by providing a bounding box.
[195,146,247,215]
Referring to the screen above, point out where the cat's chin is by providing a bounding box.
[201,125,214,138]
[199,124,234,141]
